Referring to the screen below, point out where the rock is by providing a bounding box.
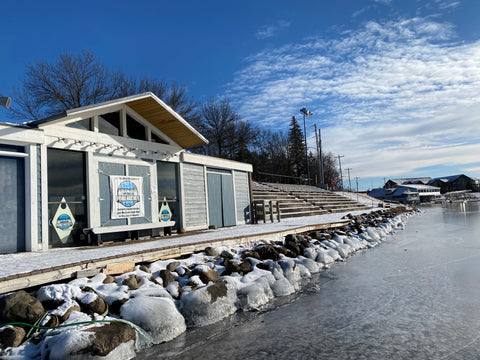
[139,265,151,273]
[109,299,128,315]
[206,280,229,303]
[0,290,45,325]
[241,250,261,260]
[238,260,252,274]
[274,246,288,255]
[204,247,218,257]
[61,304,81,322]
[149,276,162,285]
[40,299,65,311]
[77,322,136,357]
[255,262,270,271]
[102,275,116,284]
[159,270,175,287]
[256,244,281,261]
[191,267,220,284]
[222,260,241,276]
[0,326,26,348]
[285,240,301,256]
[166,261,181,272]
[80,295,107,316]
[122,275,138,290]
[220,250,234,260]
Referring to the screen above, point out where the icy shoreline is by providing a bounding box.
[0,208,415,359]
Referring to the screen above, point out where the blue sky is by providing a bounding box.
[1,0,480,190]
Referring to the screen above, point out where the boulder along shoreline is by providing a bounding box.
[0,207,415,359]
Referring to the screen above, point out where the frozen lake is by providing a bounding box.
[139,202,480,359]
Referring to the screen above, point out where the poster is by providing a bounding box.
[110,175,144,219]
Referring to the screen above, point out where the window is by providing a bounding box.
[126,114,147,141]
[66,118,92,131]
[98,111,121,136]
[151,131,168,144]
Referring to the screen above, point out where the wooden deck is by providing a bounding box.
[0,220,350,295]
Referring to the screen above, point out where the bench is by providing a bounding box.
[83,221,176,245]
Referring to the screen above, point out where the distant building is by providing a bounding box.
[384,177,432,188]
[368,186,420,204]
[427,174,478,194]
[369,183,440,204]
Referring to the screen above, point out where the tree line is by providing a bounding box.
[8,50,341,188]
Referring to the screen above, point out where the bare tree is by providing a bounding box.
[9,50,199,124]
[197,98,256,159]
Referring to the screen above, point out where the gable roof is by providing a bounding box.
[427,174,469,184]
[29,92,208,148]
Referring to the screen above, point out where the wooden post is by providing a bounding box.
[276,201,281,222]
[269,200,274,222]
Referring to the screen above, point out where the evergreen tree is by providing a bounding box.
[287,116,307,180]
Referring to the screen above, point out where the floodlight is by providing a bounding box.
[0,96,12,109]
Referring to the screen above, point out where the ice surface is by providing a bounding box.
[120,296,186,344]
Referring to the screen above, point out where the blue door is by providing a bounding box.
[207,169,235,228]
[0,148,25,253]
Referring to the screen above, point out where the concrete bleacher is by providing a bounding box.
[252,182,371,220]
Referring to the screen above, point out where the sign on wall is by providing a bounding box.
[52,197,75,243]
[110,175,144,219]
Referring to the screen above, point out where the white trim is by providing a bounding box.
[25,145,36,251]
[86,221,175,235]
[181,152,252,172]
[0,150,28,158]
[179,162,185,230]
[40,145,49,251]
[0,124,44,145]
[86,151,98,229]
[203,165,210,227]
[232,170,238,225]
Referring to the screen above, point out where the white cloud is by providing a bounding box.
[255,20,291,39]
[228,17,480,180]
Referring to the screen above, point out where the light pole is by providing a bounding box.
[337,154,344,190]
[300,107,312,185]
[346,168,352,191]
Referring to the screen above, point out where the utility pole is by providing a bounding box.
[314,124,324,188]
[355,177,360,192]
[346,168,352,191]
[300,108,312,185]
[337,155,344,190]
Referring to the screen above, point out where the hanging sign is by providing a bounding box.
[110,175,144,219]
[52,197,76,243]
[159,197,172,222]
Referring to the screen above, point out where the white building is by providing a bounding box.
[0,93,252,253]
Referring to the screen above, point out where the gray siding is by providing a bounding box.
[234,171,250,224]
[182,163,208,228]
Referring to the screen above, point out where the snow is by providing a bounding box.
[120,296,186,344]
[180,278,237,327]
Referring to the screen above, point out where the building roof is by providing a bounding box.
[28,92,208,149]
[427,174,468,184]
[386,177,432,186]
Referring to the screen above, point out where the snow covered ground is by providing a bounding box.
[0,209,376,279]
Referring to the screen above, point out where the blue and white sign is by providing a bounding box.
[52,197,76,243]
[159,197,172,222]
[110,175,144,219]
